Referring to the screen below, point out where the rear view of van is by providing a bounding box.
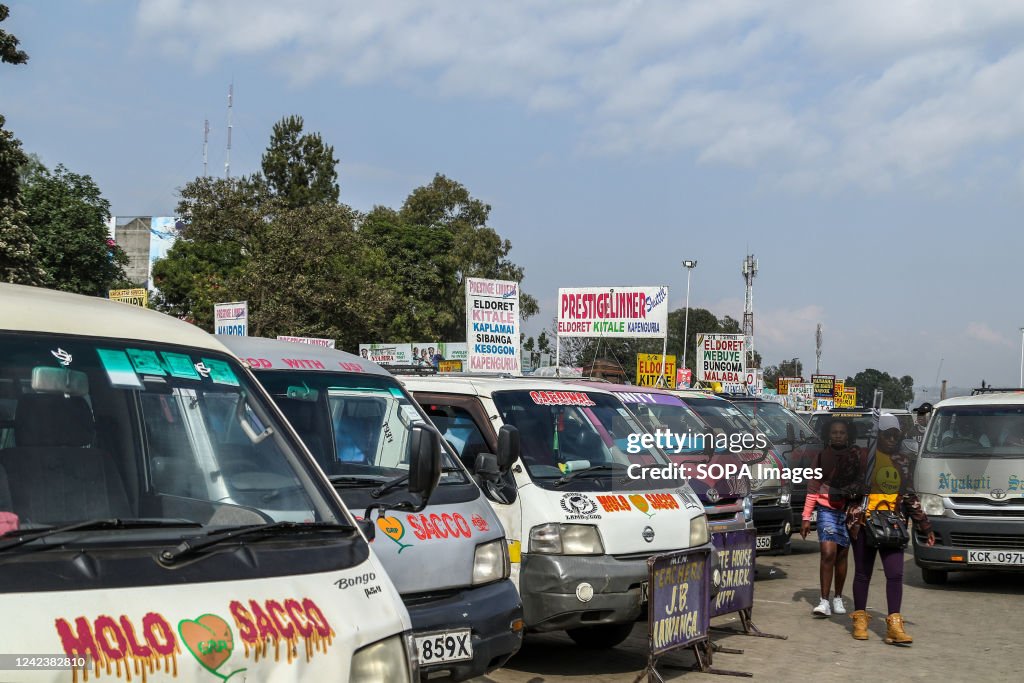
[0,283,415,682]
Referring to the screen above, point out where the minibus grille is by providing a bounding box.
[948,533,1024,549]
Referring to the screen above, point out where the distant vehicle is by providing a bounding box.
[807,408,914,449]
[719,395,823,529]
[913,390,1024,584]
[673,390,794,555]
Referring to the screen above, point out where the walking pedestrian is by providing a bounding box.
[848,413,935,644]
[801,417,861,617]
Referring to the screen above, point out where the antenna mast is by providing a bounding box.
[741,254,758,367]
[202,119,210,177]
[225,83,233,178]
[816,323,823,374]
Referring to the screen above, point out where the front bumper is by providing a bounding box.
[913,516,1024,573]
[405,580,523,681]
[752,502,792,554]
[520,541,716,632]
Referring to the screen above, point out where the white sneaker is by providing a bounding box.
[812,598,831,617]
[832,596,847,615]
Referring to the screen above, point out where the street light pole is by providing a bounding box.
[682,260,698,383]
[1019,327,1023,388]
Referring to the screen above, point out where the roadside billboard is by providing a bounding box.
[836,387,857,408]
[214,301,248,336]
[812,374,836,398]
[466,278,521,374]
[557,286,669,338]
[636,353,676,388]
[412,342,469,368]
[696,333,746,384]
[109,288,148,307]
[358,343,414,365]
[676,367,692,389]
[788,382,815,411]
[276,335,336,349]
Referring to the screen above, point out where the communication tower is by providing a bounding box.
[742,254,758,367]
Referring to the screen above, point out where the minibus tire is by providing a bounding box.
[566,623,634,649]
[921,568,947,585]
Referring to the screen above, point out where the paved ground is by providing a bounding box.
[476,537,1024,681]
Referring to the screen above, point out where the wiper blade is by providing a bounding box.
[160,521,353,564]
[369,466,463,498]
[328,474,392,488]
[554,462,628,487]
[0,518,203,552]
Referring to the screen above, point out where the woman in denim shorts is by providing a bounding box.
[801,418,861,617]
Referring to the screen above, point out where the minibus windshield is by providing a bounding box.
[923,405,1024,457]
[252,370,466,484]
[491,390,668,486]
[0,334,344,541]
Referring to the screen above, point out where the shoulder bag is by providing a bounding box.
[863,499,909,550]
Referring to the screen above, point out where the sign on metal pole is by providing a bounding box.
[637,353,676,388]
[696,334,746,384]
[276,335,335,349]
[214,301,248,336]
[812,374,836,398]
[466,278,521,374]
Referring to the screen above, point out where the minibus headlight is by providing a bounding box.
[473,539,510,585]
[529,524,604,555]
[742,496,753,522]
[689,515,709,546]
[351,634,414,683]
[921,494,945,518]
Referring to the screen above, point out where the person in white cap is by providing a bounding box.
[847,413,935,645]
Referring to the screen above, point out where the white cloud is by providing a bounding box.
[137,0,1024,191]
[965,322,1014,348]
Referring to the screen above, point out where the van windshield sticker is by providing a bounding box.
[162,352,202,380]
[402,405,423,423]
[96,348,144,389]
[126,348,167,376]
[201,358,240,386]
[529,390,596,407]
[389,387,404,398]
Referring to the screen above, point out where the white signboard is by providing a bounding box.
[696,333,746,383]
[214,301,248,336]
[787,382,815,411]
[358,343,414,365]
[466,278,521,374]
[277,335,336,349]
[556,286,669,338]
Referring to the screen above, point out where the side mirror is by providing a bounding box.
[474,452,501,482]
[786,423,796,443]
[356,517,376,542]
[496,424,520,472]
[408,423,442,501]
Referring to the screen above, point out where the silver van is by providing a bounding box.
[913,391,1024,584]
[219,336,523,680]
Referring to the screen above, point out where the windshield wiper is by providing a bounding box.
[160,521,353,564]
[329,474,392,489]
[370,466,463,498]
[553,462,629,487]
[0,518,203,552]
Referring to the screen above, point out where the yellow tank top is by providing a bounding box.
[868,450,900,512]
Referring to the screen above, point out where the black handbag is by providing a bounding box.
[864,499,909,550]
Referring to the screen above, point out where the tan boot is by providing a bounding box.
[885,613,913,645]
[850,610,870,640]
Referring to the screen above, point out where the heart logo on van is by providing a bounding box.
[377,516,413,553]
[629,495,654,517]
[178,614,243,679]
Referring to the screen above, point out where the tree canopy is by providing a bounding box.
[260,115,339,207]
[845,368,914,409]
[20,163,128,294]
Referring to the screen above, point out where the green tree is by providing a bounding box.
[260,115,339,207]
[0,4,28,66]
[362,174,538,342]
[762,358,804,389]
[0,7,41,284]
[845,369,914,409]
[151,176,269,329]
[20,163,129,295]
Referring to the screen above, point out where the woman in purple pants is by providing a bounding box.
[847,414,935,645]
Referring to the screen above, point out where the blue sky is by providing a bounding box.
[5,1,1024,390]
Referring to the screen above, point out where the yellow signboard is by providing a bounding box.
[109,288,148,307]
[438,360,463,373]
[836,387,857,408]
[834,379,845,397]
[636,353,676,388]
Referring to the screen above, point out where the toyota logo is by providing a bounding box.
[991,489,1007,500]
[706,488,720,503]
[642,526,655,543]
